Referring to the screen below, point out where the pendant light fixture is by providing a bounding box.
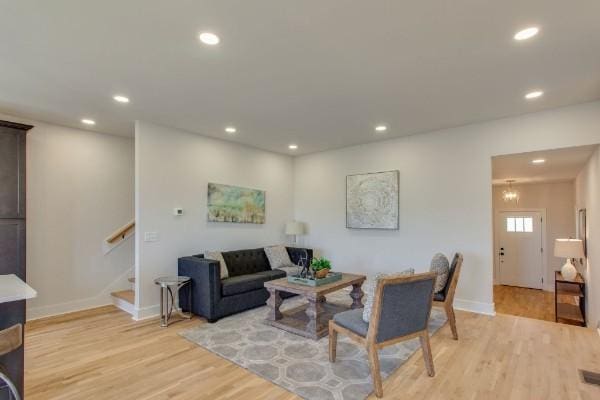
[502,180,520,204]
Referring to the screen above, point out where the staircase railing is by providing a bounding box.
[105,220,135,244]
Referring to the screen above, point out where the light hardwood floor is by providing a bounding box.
[494,284,555,322]
[25,305,600,399]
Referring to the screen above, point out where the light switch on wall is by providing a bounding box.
[144,232,159,242]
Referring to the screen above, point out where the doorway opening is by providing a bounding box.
[492,144,598,324]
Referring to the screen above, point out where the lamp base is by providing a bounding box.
[561,258,577,281]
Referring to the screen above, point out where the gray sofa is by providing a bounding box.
[178,247,312,322]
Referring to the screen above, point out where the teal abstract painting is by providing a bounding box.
[207,183,265,224]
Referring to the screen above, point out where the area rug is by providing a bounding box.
[180,290,447,400]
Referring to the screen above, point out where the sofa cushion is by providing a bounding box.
[264,245,294,269]
[204,251,229,279]
[433,292,445,302]
[222,248,271,277]
[221,269,286,296]
[334,309,369,338]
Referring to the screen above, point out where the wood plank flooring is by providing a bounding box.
[494,284,555,322]
[25,305,600,399]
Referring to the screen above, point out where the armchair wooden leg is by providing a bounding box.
[445,303,458,340]
[419,332,435,377]
[367,344,383,398]
[329,321,338,362]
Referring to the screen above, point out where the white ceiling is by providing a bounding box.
[1,1,600,155]
[492,144,599,185]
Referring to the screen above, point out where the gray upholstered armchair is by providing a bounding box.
[328,272,437,398]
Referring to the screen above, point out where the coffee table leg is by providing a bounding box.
[266,288,283,321]
[306,296,323,332]
[350,283,364,309]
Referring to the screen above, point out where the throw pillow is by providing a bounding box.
[264,245,294,269]
[204,251,229,279]
[429,253,450,293]
[362,268,415,323]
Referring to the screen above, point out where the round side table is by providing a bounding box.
[154,276,192,327]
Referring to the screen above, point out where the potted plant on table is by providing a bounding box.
[311,257,332,279]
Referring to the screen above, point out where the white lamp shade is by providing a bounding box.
[285,221,305,235]
[554,239,584,258]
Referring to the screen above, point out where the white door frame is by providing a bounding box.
[493,208,547,289]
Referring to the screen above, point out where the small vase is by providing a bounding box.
[315,269,329,279]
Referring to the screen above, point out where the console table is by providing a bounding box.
[554,271,586,327]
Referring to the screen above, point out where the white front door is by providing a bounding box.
[497,211,543,289]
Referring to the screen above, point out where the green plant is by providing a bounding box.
[311,257,332,271]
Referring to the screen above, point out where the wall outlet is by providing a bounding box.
[144,232,159,242]
[173,207,183,216]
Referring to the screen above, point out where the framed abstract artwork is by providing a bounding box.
[207,183,265,224]
[346,170,399,229]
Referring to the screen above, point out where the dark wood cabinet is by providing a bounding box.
[554,271,586,327]
[0,120,32,400]
[0,220,26,279]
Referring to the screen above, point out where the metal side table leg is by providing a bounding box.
[154,276,192,327]
[0,368,21,400]
[179,280,193,320]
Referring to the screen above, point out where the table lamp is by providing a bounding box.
[285,221,305,245]
[554,239,584,281]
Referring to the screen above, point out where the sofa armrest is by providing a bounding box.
[178,256,222,321]
[286,247,313,266]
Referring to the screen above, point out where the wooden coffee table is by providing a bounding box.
[263,273,366,340]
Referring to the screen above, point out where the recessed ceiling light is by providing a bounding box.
[225,127,237,134]
[288,144,298,150]
[81,118,95,125]
[531,158,546,164]
[514,27,539,41]
[113,95,130,103]
[375,125,388,132]
[199,32,220,45]
[525,90,544,100]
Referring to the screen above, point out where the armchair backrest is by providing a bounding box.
[441,253,463,303]
[368,272,436,344]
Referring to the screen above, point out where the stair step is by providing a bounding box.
[111,290,134,305]
[128,277,135,283]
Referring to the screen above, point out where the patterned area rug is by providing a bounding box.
[180,290,446,400]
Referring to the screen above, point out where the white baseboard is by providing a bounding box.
[27,266,134,321]
[27,295,113,321]
[112,296,135,315]
[453,298,496,316]
[132,304,160,321]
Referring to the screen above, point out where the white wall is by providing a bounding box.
[492,182,576,291]
[294,101,600,315]
[575,146,600,329]
[0,113,135,319]
[135,121,294,319]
